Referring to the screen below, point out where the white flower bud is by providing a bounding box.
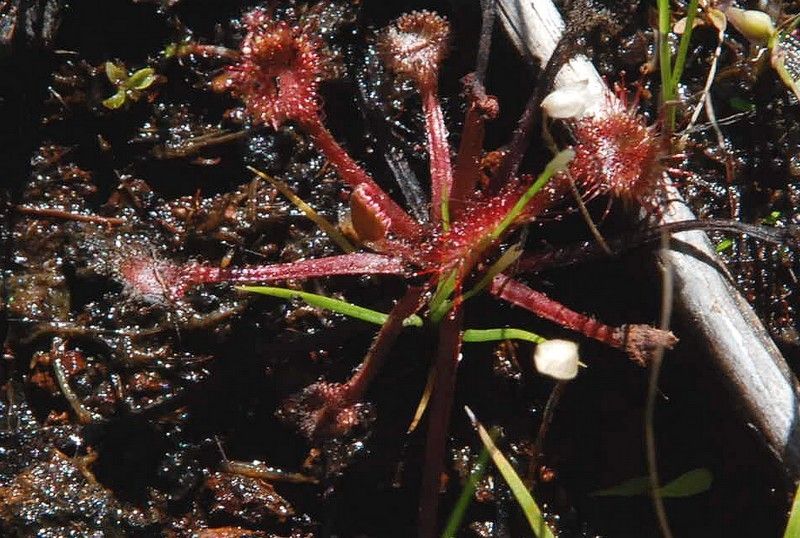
[541,80,600,119]
[533,339,579,380]
[725,7,776,44]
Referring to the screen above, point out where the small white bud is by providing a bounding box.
[725,7,776,44]
[541,80,600,119]
[533,339,579,380]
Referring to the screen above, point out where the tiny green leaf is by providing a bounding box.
[715,238,733,253]
[102,89,128,110]
[658,468,713,498]
[126,67,157,90]
[729,96,755,112]
[763,210,782,226]
[105,61,127,84]
[592,468,713,498]
[592,476,651,497]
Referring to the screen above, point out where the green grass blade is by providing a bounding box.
[670,0,700,91]
[238,286,423,327]
[441,432,495,538]
[658,468,712,498]
[658,0,675,127]
[462,244,523,302]
[465,406,556,538]
[784,481,800,537]
[429,270,459,323]
[489,149,574,242]
[463,327,546,344]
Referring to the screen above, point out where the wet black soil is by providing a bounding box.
[0,0,797,536]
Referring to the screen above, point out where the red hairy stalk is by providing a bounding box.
[449,74,499,218]
[343,286,427,402]
[303,118,423,239]
[279,286,426,441]
[380,11,453,223]
[418,304,464,538]
[489,274,676,364]
[423,89,454,223]
[182,253,407,290]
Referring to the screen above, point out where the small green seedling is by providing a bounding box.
[763,210,783,226]
[715,237,733,253]
[102,61,159,109]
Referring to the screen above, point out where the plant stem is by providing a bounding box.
[344,286,426,402]
[645,230,675,538]
[463,327,545,344]
[490,275,623,349]
[419,305,464,538]
[239,285,424,327]
[450,84,488,218]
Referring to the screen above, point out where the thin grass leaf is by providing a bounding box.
[463,327,545,344]
[489,149,574,242]
[670,0,700,91]
[658,0,675,127]
[784,481,800,538]
[464,406,556,538]
[407,366,436,434]
[247,165,355,253]
[430,269,459,323]
[238,286,423,327]
[462,244,523,302]
[441,429,496,538]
